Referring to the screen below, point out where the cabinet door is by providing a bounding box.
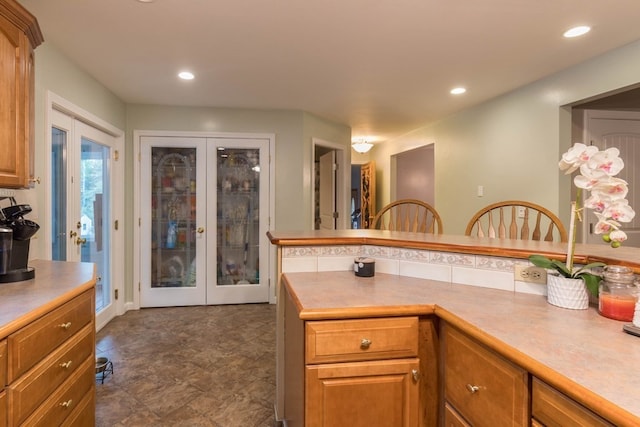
[0,15,28,188]
[306,358,419,427]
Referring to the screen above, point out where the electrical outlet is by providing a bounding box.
[514,265,547,284]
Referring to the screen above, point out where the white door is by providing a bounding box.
[140,136,270,306]
[584,110,640,247]
[319,151,336,230]
[207,138,270,304]
[140,137,207,307]
[50,109,123,329]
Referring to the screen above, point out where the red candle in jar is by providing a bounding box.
[598,293,636,321]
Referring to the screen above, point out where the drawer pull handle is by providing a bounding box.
[59,399,73,408]
[360,338,372,349]
[466,384,480,394]
[412,369,420,382]
[59,322,72,330]
[60,360,73,369]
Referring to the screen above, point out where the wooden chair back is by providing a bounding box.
[371,199,443,234]
[465,200,567,242]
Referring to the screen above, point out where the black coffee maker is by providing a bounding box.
[0,197,39,283]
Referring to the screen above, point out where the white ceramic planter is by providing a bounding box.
[547,274,589,310]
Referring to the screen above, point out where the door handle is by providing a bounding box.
[76,237,87,245]
[197,227,204,233]
[70,231,77,238]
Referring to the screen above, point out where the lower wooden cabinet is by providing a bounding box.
[531,378,614,427]
[306,358,420,427]
[4,289,95,427]
[441,323,529,427]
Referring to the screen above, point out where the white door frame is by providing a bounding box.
[312,138,349,229]
[44,91,125,330]
[133,130,277,308]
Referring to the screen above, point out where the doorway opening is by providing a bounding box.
[312,139,347,230]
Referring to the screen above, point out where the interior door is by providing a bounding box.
[51,110,121,328]
[319,151,336,230]
[140,137,207,307]
[207,138,270,304]
[584,110,640,247]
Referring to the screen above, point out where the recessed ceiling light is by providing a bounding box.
[450,87,466,95]
[137,0,154,3]
[563,26,591,38]
[178,71,194,80]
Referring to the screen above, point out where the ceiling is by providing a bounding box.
[20,0,640,143]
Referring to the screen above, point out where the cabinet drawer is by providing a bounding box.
[442,323,528,427]
[60,390,95,427]
[306,317,418,364]
[8,290,93,382]
[443,402,471,427]
[18,356,94,427]
[0,390,6,427]
[532,378,614,427]
[0,340,6,388]
[8,324,94,425]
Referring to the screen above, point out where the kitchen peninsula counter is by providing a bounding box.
[270,230,640,426]
[283,270,640,426]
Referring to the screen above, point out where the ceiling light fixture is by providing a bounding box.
[563,26,591,38]
[352,139,373,153]
[450,87,466,95]
[178,71,194,80]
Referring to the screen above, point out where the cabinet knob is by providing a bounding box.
[466,384,480,394]
[197,227,204,233]
[58,322,72,330]
[59,399,73,408]
[59,360,73,369]
[412,369,420,382]
[360,338,372,349]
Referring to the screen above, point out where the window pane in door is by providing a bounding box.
[81,138,111,311]
[217,147,260,286]
[151,147,197,288]
[51,127,67,260]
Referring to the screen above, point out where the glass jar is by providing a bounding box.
[598,265,638,321]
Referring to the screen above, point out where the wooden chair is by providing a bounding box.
[371,199,443,234]
[465,200,567,242]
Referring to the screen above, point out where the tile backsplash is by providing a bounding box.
[281,244,543,295]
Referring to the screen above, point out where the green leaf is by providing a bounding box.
[528,255,554,269]
[549,260,572,277]
[579,273,602,297]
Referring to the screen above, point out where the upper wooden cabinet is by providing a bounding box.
[0,0,42,189]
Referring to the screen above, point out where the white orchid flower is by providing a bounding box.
[586,147,624,176]
[558,143,598,174]
[609,229,628,243]
[590,177,629,199]
[602,199,636,222]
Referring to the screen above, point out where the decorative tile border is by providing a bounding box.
[280,244,543,294]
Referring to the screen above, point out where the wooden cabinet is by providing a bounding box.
[441,323,529,427]
[305,317,420,427]
[283,290,425,426]
[5,289,95,426]
[531,378,614,427]
[0,0,43,188]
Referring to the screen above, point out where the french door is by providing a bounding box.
[50,108,122,328]
[139,136,270,307]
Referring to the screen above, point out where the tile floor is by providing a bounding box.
[95,303,276,426]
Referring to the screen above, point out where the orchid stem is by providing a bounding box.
[566,189,581,274]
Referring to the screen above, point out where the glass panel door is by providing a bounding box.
[208,138,269,304]
[140,137,206,307]
[50,112,119,326]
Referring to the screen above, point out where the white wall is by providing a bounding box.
[373,39,640,236]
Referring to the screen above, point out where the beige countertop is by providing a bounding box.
[0,260,96,338]
[283,270,640,426]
